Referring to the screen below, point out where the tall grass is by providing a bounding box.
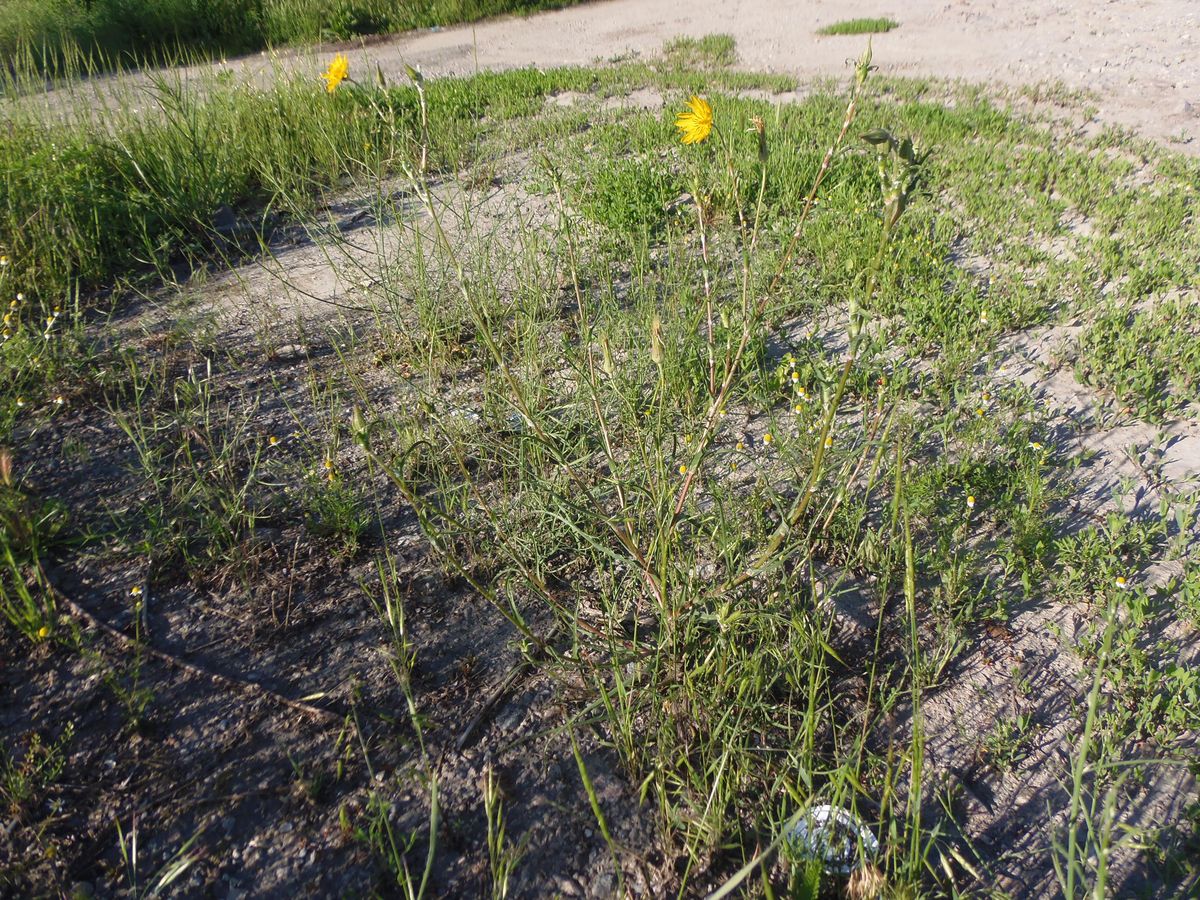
[0,0,592,76]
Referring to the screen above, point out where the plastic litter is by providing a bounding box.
[784,804,879,875]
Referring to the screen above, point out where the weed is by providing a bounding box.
[981,712,1036,773]
[298,467,371,555]
[482,765,526,900]
[1,723,73,820]
[115,816,205,899]
[1074,298,1200,421]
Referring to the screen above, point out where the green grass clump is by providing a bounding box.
[818,17,898,36]
[661,33,737,69]
[0,76,384,299]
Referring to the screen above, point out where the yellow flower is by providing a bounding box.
[966,495,976,510]
[37,625,50,640]
[130,585,142,597]
[269,435,280,446]
[762,432,773,446]
[678,464,688,476]
[1115,575,1129,590]
[675,95,713,145]
[322,54,350,93]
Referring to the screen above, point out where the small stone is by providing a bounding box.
[273,344,306,361]
[556,877,583,896]
[587,870,616,899]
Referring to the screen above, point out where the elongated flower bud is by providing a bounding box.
[600,332,616,377]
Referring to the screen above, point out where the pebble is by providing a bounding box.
[273,344,306,361]
[556,877,583,896]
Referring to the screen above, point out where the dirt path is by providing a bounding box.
[299,0,1200,151]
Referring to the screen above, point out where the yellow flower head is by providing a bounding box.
[675,95,713,145]
[37,625,50,640]
[322,54,350,93]
[966,495,976,510]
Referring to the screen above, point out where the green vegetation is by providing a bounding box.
[1,34,1198,900]
[818,17,899,36]
[1075,298,1200,420]
[661,33,737,69]
[0,0,591,74]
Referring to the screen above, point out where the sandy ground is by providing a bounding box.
[280,0,1200,152]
